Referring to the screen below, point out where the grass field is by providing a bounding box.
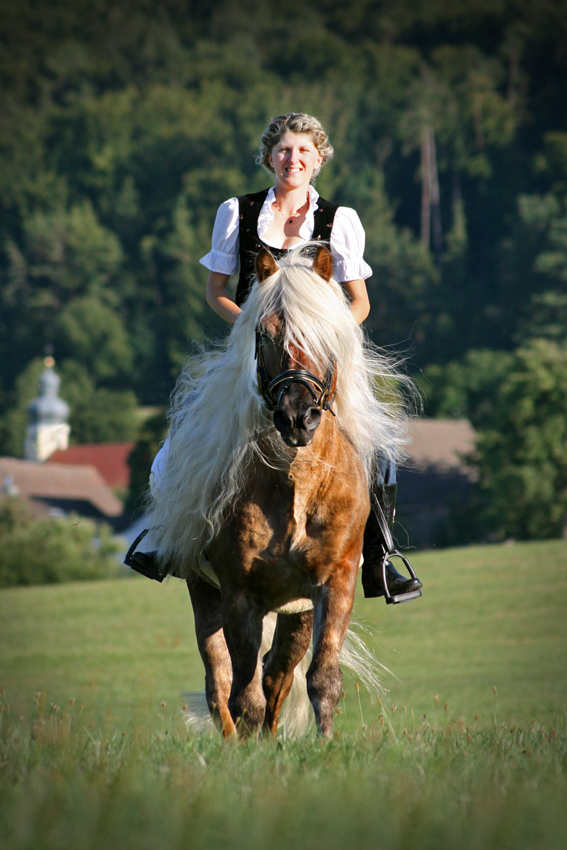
[1,539,567,849]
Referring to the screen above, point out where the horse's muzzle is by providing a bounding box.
[273,397,322,447]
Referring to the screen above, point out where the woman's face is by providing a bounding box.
[268,130,323,191]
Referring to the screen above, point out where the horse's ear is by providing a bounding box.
[312,245,333,282]
[255,248,278,283]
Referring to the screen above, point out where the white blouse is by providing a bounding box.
[199,185,372,283]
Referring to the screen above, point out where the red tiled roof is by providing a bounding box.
[47,443,135,489]
[0,457,123,517]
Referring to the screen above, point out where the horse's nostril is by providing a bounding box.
[301,407,322,432]
[273,408,293,435]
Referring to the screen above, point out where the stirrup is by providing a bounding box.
[369,494,422,604]
[381,551,422,605]
[124,529,167,582]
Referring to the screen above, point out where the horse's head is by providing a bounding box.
[254,246,337,448]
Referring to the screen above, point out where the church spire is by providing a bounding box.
[24,354,70,461]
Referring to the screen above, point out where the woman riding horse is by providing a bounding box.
[148,242,410,737]
[129,112,422,602]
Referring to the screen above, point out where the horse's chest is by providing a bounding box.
[227,439,366,570]
[230,467,322,560]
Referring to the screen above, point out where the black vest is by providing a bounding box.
[235,188,339,306]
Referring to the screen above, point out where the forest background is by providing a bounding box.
[1,0,567,542]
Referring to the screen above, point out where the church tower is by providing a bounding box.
[24,357,70,461]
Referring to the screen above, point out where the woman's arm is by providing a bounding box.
[343,278,370,325]
[329,207,372,325]
[206,271,242,324]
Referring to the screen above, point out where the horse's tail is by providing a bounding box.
[183,614,387,737]
[261,613,312,739]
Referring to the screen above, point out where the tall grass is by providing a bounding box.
[1,539,566,848]
[1,691,566,850]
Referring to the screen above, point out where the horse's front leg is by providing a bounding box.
[262,609,313,736]
[187,574,235,737]
[308,568,357,739]
[222,591,266,737]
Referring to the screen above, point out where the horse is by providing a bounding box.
[149,244,408,739]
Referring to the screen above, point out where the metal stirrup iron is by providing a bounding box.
[371,495,422,605]
[124,528,167,582]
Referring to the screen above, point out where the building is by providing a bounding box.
[397,418,477,547]
[1,357,128,527]
[24,357,70,461]
[0,457,123,522]
[47,443,135,491]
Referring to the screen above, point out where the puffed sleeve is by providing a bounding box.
[330,207,373,282]
[199,197,240,275]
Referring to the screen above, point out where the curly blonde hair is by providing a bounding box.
[256,113,334,180]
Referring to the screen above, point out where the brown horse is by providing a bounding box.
[150,245,408,738]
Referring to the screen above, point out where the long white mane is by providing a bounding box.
[150,245,412,572]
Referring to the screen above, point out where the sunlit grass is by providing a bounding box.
[1,539,567,848]
[1,690,566,850]
[1,539,566,733]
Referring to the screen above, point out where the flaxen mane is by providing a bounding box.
[150,245,411,574]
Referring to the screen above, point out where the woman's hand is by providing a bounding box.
[343,279,370,325]
[206,272,242,324]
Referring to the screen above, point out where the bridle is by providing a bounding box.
[255,326,336,415]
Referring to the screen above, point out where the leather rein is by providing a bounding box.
[255,326,336,415]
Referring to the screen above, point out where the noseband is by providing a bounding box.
[255,327,336,414]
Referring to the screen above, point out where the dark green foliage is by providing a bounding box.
[421,349,516,420]
[0,497,122,588]
[123,410,168,517]
[0,358,139,456]
[473,339,567,540]
[423,342,567,540]
[1,0,567,536]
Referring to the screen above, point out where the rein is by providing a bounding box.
[255,326,336,414]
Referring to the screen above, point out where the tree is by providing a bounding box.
[0,496,122,588]
[123,410,168,518]
[0,358,140,457]
[472,339,567,540]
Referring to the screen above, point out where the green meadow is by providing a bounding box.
[1,540,566,849]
